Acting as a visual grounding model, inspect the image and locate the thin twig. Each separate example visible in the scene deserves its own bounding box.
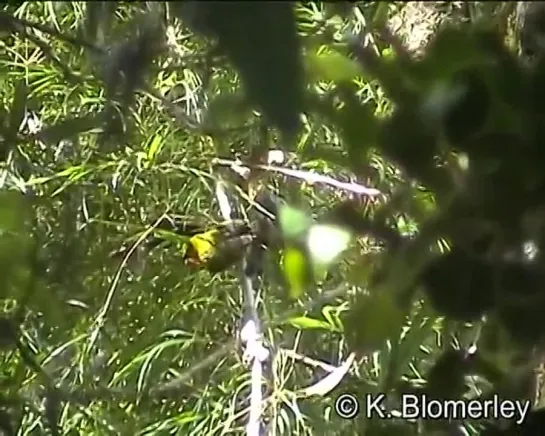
[85,212,171,356]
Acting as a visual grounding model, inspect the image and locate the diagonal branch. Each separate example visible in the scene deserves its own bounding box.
[213,158,382,197]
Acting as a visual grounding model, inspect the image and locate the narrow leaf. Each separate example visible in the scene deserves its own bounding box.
[287,316,332,331]
[283,246,309,299]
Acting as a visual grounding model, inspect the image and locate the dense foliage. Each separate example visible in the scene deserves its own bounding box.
[1,2,544,435]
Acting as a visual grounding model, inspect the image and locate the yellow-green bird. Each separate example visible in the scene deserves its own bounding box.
[181,226,255,273]
[143,188,283,274]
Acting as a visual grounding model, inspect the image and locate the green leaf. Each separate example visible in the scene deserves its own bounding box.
[321,305,344,332]
[146,133,164,162]
[286,316,332,331]
[282,246,311,299]
[305,48,362,83]
[344,290,406,354]
[0,190,26,233]
[279,205,313,240]
[38,114,102,145]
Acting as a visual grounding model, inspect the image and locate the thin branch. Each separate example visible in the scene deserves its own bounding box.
[214,180,268,436]
[213,158,382,197]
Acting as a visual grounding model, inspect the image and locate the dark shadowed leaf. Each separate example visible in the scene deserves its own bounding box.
[344,290,405,354]
[44,390,62,436]
[309,90,378,169]
[0,190,26,233]
[37,115,102,145]
[420,26,508,82]
[174,2,304,139]
[336,91,379,165]
[379,107,448,193]
[204,91,254,130]
[8,81,26,136]
[425,348,469,400]
[0,316,16,350]
[0,409,13,436]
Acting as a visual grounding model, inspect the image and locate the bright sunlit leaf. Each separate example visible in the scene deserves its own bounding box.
[146,133,163,162]
[321,305,345,332]
[307,224,352,265]
[282,246,309,299]
[287,316,332,331]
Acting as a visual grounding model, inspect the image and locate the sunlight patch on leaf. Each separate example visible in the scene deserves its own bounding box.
[307,224,351,266]
[282,246,309,299]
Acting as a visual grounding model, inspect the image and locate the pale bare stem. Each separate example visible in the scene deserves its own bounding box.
[299,352,356,397]
[214,180,268,436]
[213,158,382,197]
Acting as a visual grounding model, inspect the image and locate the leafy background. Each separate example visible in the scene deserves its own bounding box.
[0,2,544,435]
